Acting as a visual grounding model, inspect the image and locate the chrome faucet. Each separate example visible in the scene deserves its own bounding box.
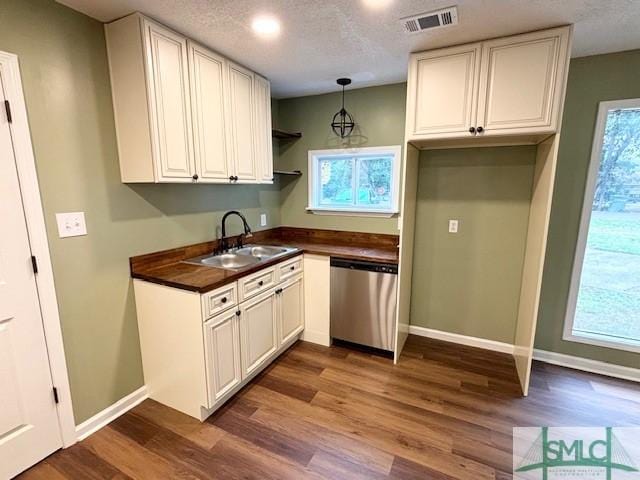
[218,210,253,253]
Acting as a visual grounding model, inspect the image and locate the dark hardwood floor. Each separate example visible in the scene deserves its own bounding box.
[18,335,640,479]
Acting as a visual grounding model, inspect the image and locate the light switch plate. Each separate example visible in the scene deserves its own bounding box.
[448,219,459,233]
[260,213,267,227]
[56,212,87,238]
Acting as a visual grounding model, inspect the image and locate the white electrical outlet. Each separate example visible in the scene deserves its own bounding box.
[56,212,87,238]
[260,213,267,227]
[448,219,459,233]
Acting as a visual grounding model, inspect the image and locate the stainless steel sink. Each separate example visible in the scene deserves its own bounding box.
[183,245,297,270]
[236,245,291,259]
[198,253,261,269]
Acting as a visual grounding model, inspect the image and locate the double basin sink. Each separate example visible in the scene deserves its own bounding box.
[183,245,298,270]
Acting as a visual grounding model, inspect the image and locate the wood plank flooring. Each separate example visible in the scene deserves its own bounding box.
[18,335,640,479]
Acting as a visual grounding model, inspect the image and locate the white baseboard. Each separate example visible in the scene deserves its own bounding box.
[408,325,515,354]
[75,386,148,441]
[533,349,640,383]
[302,329,330,347]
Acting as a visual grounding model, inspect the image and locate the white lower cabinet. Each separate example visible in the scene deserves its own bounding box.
[201,257,304,417]
[135,255,305,420]
[204,310,242,406]
[239,289,278,378]
[279,276,304,344]
[134,255,305,421]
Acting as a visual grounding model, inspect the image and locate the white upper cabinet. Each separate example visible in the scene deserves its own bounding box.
[407,43,481,138]
[254,74,274,182]
[144,20,195,182]
[188,42,230,182]
[227,63,257,182]
[406,26,571,145]
[105,13,273,184]
[476,28,568,135]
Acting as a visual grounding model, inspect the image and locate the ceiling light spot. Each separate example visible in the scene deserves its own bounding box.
[362,0,393,9]
[252,16,281,38]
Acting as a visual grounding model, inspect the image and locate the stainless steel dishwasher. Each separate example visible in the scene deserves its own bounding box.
[330,258,398,352]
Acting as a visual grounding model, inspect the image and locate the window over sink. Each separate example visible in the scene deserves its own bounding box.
[307,145,401,216]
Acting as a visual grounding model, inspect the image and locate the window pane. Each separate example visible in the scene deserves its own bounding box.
[573,107,640,343]
[356,157,392,208]
[319,157,354,206]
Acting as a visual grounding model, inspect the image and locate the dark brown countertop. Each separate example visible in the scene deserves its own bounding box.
[130,227,399,293]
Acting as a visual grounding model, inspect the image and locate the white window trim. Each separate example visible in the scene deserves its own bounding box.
[307,145,402,217]
[563,98,640,355]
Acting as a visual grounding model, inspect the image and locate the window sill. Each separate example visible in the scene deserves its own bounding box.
[305,207,398,218]
[563,331,640,355]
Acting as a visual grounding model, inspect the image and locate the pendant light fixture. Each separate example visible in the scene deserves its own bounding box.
[331,78,355,138]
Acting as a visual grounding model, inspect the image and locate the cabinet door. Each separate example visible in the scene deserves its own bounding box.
[406,43,481,139]
[278,276,304,345]
[203,310,242,406]
[239,290,277,378]
[144,19,195,182]
[188,42,230,182]
[253,75,273,182]
[476,28,569,135]
[227,62,257,182]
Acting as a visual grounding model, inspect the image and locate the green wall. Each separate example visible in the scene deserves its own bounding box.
[535,50,640,367]
[276,83,406,234]
[410,147,536,343]
[0,0,280,423]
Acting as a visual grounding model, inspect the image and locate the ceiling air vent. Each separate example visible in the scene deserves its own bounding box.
[401,6,458,34]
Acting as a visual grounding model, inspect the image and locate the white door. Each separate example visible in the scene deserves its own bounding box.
[476,28,566,135]
[239,290,277,378]
[188,42,230,182]
[144,20,195,182]
[406,43,481,139]
[253,74,273,182]
[227,62,257,182]
[203,310,242,407]
[278,276,304,345]
[0,73,62,479]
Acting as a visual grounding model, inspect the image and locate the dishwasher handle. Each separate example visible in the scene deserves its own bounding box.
[330,257,398,274]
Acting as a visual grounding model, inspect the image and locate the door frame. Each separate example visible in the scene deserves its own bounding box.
[1,51,76,447]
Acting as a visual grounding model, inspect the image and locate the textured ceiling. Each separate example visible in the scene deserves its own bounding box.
[56,0,640,98]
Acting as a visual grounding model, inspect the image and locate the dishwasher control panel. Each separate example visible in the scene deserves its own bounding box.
[330,257,398,274]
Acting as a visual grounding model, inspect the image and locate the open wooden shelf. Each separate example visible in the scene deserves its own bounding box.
[273,170,303,176]
[272,129,302,140]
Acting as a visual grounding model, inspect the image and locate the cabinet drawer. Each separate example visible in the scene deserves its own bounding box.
[278,255,303,282]
[202,283,237,320]
[239,267,276,301]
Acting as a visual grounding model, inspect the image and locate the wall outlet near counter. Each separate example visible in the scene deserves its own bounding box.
[448,219,459,234]
[260,213,267,227]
